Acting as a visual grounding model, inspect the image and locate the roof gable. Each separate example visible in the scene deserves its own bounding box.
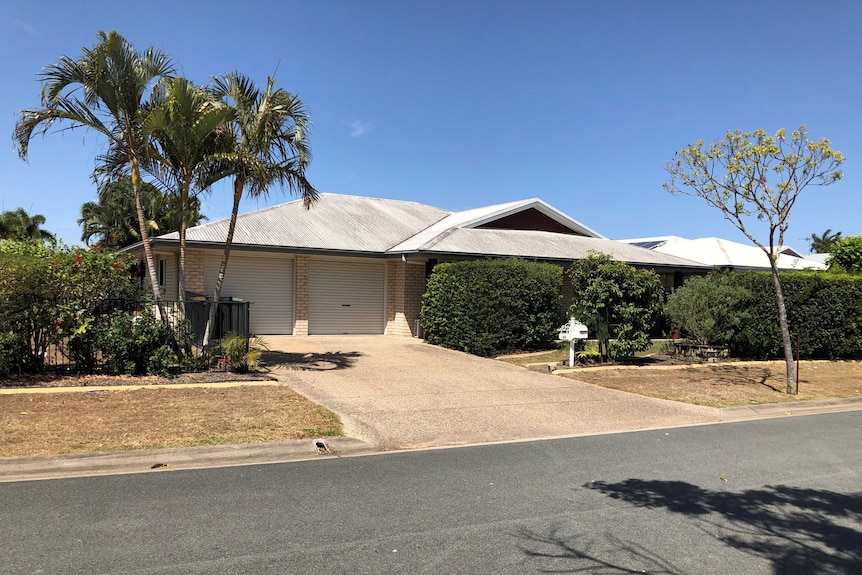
[475,207,583,235]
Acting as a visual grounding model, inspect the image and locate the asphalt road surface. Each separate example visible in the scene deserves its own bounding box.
[3,412,861,574]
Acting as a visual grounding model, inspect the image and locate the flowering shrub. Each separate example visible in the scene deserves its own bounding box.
[0,240,142,373]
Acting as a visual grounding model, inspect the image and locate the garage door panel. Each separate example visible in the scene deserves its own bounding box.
[309,259,384,335]
[204,254,294,335]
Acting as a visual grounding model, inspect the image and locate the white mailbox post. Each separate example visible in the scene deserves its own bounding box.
[558,317,589,367]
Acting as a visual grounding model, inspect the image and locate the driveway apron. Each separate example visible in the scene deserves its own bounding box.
[263,336,721,450]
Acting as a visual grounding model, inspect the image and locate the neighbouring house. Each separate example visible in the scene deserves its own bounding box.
[126,194,707,336]
[622,236,827,273]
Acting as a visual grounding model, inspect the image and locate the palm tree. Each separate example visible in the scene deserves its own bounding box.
[809,229,842,254]
[0,208,55,243]
[78,176,206,250]
[202,72,318,347]
[14,30,174,308]
[144,76,234,315]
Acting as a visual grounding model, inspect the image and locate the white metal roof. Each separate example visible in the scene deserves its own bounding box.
[161,193,449,252]
[419,229,705,267]
[148,193,705,268]
[621,236,827,271]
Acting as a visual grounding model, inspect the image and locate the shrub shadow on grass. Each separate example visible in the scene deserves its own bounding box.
[701,365,783,392]
[260,350,362,372]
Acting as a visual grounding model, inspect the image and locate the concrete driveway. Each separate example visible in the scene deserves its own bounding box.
[263,336,721,450]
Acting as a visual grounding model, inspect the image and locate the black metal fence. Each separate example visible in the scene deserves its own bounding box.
[0,298,250,375]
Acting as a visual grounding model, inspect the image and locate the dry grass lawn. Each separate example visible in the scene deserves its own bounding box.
[0,385,342,458]
[561,361,862,408]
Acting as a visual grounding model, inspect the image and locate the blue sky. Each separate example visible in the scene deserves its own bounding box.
[1,0,860,251]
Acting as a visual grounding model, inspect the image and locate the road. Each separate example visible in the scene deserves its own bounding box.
[2,412,861,574]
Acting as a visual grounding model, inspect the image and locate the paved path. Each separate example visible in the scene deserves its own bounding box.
[264,336,721,449]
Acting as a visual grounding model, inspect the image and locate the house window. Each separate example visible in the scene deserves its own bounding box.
[158,259,166,288]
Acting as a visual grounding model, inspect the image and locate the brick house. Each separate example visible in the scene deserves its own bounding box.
[126,194,706,336]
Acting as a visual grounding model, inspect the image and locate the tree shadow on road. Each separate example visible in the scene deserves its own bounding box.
[518,479,862,574]
[517,524,688,574]
[260,350,363,371]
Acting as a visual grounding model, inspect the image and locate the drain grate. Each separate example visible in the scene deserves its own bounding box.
[315,440,332,455]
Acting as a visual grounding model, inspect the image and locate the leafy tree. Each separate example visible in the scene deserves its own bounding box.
[665,126,844,394]
[201,72,318,347]
[79,176,206,250]
[809,228,842,254]
[827,236,862,273]
[664,272,750,346]
[568,252,664,361]
[14,30,174,309]
[0,208,55,243]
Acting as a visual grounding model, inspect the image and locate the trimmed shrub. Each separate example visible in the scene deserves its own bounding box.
[665,272,750,346]
[421,259,562,357]
[670,270,862,360]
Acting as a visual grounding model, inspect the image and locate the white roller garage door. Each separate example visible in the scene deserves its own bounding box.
[204,253,294,334]
[309,258,385,335]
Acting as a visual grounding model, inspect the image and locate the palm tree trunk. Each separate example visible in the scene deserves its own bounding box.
[177,177,189,320]
[131,158,166,318]
[769,259,797,395]
[202,177,244,349]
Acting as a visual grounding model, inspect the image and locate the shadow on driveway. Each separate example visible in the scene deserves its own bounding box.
[261,350,363,372]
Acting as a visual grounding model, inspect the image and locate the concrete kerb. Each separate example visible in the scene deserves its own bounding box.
[0,437,374,483]
[2,396,861,483]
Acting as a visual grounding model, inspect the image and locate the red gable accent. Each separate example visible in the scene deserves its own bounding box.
[475,207,583,235]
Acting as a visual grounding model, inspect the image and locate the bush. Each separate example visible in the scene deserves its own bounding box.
[568,252,664,360]
[673,271,862,360]
[421,259,562,357]
[0,333,26,377]
[665,272,750,346]
[97,307,185,376]
[0,240,141,373]
[827,236,862,273]
[219,332,269,373]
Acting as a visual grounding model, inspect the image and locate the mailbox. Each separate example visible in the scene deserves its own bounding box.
[559,318,589,367]
[558,318,589,341]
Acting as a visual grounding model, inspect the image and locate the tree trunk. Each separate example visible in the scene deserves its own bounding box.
[130,157,166,318]
[177,176,189,320]
[769,260,797,394]
[202,177,244,349]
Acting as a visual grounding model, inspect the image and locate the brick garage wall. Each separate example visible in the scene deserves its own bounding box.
[385,260,427,337]
[294,255,309,336]
[404,262,426,336]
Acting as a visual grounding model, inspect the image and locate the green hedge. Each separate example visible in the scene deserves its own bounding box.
[675,271,862,359]
[420,259,562,357]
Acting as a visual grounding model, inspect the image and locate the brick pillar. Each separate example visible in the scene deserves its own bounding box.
[385,260,427,337]
[404,262,426,337]
[185,249,205,296]
[294,255,309,336]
